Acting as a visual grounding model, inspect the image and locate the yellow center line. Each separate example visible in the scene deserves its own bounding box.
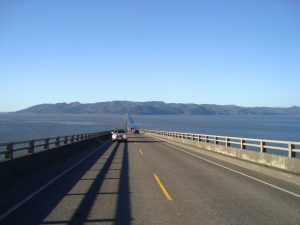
[139,149,144,155]
[154,173,173,201]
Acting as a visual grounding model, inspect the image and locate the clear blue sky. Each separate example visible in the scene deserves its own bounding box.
[0,0,299,112]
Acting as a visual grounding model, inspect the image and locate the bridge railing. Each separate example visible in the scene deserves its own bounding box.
[144,130,300,158]
[0,131,108,161]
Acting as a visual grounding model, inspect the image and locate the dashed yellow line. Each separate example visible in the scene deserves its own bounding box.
[139,149,144,155]
[154,173,173,201]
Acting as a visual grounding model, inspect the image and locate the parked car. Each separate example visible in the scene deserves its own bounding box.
[111,129,128,142]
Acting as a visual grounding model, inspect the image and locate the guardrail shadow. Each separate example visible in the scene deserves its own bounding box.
[65,141,132,225]
[69,141,132,225]
[2,140,133,225]
[115,141,131,225]
[1,141,112,225]
[67,142,122,225]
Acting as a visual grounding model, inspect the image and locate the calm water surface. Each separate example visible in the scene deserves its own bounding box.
[0,113,299,143]
[132,114,300,141]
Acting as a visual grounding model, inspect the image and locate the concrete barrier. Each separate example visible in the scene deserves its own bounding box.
[145,132,300,175]
[0,134,111,184]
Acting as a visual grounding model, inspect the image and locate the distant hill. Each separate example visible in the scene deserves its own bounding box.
[16,101,300,115]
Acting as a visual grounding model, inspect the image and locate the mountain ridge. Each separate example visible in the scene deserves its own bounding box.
[16,101,300,115]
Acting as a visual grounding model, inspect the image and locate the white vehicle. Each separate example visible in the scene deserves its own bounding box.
[111,129,128,142]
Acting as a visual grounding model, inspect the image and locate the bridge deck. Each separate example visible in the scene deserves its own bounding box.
[0,134,299,225]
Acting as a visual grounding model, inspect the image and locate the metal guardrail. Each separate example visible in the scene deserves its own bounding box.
[0,131,108,161]
[144,130,300,158]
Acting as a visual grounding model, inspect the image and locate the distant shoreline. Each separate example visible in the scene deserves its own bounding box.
[5,112,300,117]
[15,101,300,115]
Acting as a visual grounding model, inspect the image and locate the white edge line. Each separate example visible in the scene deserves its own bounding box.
[0,141,110,221]
[153,137,300,198]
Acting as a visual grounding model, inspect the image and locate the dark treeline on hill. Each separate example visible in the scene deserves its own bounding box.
[16,101,300,115]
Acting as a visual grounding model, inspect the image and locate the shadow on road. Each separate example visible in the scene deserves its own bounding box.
[67,142,122,225]
[115,141,131,225]
[2,141,133,225]
[66,141,132,225]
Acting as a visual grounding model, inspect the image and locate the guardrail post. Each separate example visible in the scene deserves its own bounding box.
[260,141,266,153]
[5,142,13,160]
[44,138,49,150]
[215,137,218,144]
[76,135,79,142]
[288,143,296,158]
[205,136,208,143]
[55,137,60,147]
[71,135,74,143]
[81,134,83,141]
[225,138,229,147]
[64,136,68,145]
[28,140,35,154]
[240,139,245,149]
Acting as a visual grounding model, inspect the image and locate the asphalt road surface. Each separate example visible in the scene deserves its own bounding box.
[0,134,299,225]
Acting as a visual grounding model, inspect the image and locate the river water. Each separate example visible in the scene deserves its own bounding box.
[0,113,299,143]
